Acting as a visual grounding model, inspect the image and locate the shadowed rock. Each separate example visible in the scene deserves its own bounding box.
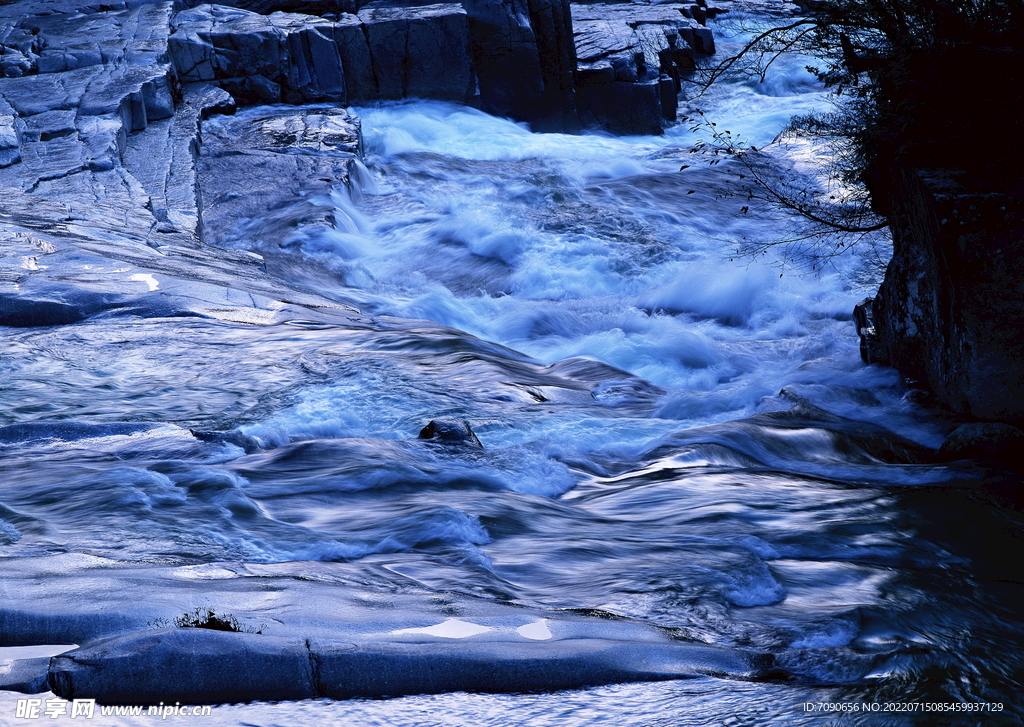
[175,0,360,16]
[939,423,1024,464]
[170,5,346,104]
[418,419,484,448]
[359,2,474,102]
[870,168,1024,422]
[571,3,714,134]
[170,2,473,106]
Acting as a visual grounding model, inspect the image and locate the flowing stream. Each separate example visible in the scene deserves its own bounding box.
[1,21,1023,727]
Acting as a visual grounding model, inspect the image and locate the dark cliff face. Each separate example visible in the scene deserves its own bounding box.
[868,166,1024,422]
[166,0,714,134]
[857,41,1024,423]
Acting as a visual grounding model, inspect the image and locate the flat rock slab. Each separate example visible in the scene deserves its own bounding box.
[0,1,176,242]
[50,630,317,704]
[49,627,771,704]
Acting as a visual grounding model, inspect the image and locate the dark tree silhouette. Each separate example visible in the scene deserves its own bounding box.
[689,0,1024,267]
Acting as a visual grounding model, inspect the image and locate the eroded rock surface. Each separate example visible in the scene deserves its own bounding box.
[0,1,734,706]
[197,104,361,249]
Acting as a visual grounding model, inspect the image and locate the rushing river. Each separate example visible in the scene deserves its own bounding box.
[1,19,1023,727]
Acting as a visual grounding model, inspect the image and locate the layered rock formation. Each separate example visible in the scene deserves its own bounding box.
[170,0,583,127]
[0,0,728,357]
[0,1,364,331]
[169,2,475,105]
[573,2,714,134]
[167,0,723,132]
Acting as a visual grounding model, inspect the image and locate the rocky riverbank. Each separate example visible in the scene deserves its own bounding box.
[0,0,733,334]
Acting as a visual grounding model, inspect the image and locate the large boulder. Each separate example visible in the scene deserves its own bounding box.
[170,5,346,104]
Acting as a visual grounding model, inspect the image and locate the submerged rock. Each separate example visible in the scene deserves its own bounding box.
[0,422,162,445]
[938,423,1024,464]
[189,429,263,453]
[419,419,484,448]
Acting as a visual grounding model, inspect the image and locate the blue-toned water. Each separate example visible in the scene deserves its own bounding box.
[1,23,1023,727]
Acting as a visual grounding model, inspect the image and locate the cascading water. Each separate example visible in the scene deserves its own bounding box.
[1,16,1022,727]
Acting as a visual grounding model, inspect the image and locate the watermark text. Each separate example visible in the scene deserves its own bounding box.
[15,698,212,719]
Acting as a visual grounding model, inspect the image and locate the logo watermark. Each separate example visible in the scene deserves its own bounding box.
[15,698,212,719]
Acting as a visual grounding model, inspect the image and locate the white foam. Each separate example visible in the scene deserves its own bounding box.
[790,619,859,649]
[392,619,493,639]
[516,619,553,640]
[128,273,159,291]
